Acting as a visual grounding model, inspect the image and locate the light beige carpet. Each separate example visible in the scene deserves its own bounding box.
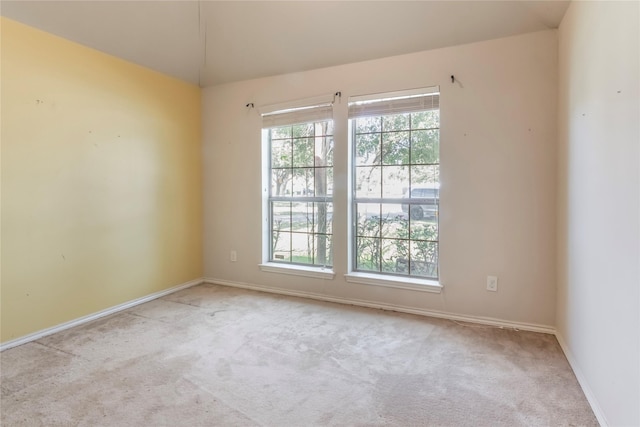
[1,283,597,426]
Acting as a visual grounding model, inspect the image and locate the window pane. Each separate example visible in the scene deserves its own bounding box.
[272,172,292,197]
[272,231,291,262]
[291,168,314,196]
[313,233,332,266]
[291,202,313,233]
[314,167,331,196]
[382,131,410,165]
[271,139,291,168]
[382,166,408,198]
[383,113,410,131]
[379,202,409,273]
[325,168,334,196]
[271,126,292,140]
[315,121,333,137]
[411,130,439,165]
[405,200,439,222]
[382,203,408,240]
[291,232,313,264]
[315,136,334,166]
[272,201,291,231]
[292,123,314,138]
[314,202,332,235]
[355,133,381,166]
[283,230,334,266]
[394,256,411,276]
[355,166,381,198]
[316,234,333,265]
[292,138,314,167]
[355,116,381,134]
[356,237,380,272]
[410,221,438,242]
[411,165,439,186]
[411,110,439,129]
[381,239,406,273]
[273,205,333,267]
[356,203,381,238]
[393,237,410,275]
[410,241,438,278]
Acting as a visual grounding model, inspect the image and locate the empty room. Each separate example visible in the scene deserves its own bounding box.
[1,1,638,426]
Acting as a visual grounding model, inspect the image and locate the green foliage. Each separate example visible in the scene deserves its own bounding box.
[355,211,438,278]
[354,111,440,189]
[270,121,333,197]
[271,202,333,267]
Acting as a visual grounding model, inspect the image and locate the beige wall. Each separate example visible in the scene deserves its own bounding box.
[203,30,558,328]
[556,2,640,425]
[1,18,203,343]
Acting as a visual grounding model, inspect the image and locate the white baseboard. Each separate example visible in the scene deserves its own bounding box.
[203,277,556,335]
[0,278,204,352]
[555,332,608,427]
[4,276,603,424]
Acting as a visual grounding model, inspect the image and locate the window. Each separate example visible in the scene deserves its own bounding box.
[262,102,334,269]
[349,88,440,280]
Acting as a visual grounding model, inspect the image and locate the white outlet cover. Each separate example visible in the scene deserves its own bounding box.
[487,276,498,291]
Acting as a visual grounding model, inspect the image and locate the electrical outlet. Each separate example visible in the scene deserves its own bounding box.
[486,275,498,292]
[230,250,237,262]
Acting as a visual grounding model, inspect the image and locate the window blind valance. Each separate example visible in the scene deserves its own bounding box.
[260,94,334,128]
[262,104,333,128]
[348,86,440,119]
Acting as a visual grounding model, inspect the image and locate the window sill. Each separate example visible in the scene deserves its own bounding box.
[344,272,442,293]
[259,263,335,280]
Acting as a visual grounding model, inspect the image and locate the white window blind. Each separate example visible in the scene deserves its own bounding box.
[261,99,333,128]
[348,86,439,119]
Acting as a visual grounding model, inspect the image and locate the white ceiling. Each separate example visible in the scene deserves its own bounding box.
[1,1,570,87]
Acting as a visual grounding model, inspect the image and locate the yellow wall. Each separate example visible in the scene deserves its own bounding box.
[0,18,203,343]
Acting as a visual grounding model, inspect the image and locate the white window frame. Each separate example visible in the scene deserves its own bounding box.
[345,87,442,292]
[259,97,336,279]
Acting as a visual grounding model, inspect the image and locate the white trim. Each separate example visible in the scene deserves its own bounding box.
[345,272,442,293]
[259,263,335,279]
[555,332,609,427]
[203,277,555,335]
[0,278,204,352]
